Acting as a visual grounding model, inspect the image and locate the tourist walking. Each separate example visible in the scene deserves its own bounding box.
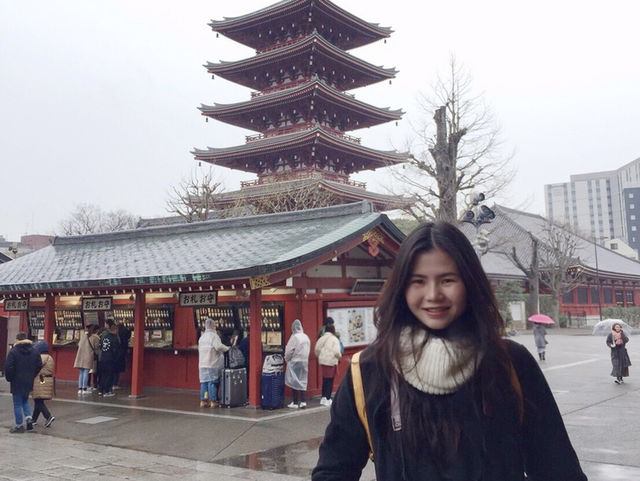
[533,322,548,361]
[312,221,587,481]
[607,322,631,384]
[31,341,55,427]
[285,319,310,408]
[315,324,342,406]
[5,332,42,433]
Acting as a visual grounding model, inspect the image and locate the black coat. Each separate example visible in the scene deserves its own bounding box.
[313,340,587,481]
[5,339,43,397]
[114,324,131,373]
[606,332,631,377]
[99,332,121,364]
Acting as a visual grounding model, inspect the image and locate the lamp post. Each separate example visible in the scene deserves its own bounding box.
[462,193,495,255]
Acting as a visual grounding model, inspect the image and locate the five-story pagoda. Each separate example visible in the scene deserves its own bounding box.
[193,0,408,212]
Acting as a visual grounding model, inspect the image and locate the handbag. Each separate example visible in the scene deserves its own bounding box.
[228,346,246,368]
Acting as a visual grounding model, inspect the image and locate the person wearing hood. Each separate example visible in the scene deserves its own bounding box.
[31,341,56,427]
[285,319,311,408]
[198,318,230,408]
[5,332,42,433]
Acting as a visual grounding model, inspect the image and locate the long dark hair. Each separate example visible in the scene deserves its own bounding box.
[368,221,516,464]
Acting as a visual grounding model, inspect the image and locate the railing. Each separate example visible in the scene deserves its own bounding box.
[246,125,361,145]
[565,311,587,328]
[239,172,367,189]
[256,34,306,54]
[336,132,361,144]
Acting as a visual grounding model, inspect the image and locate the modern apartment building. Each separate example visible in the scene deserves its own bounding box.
[545,156,640,254]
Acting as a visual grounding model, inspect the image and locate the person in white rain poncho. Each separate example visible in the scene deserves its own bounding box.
[198,318,229,408]
[285,319,311,408]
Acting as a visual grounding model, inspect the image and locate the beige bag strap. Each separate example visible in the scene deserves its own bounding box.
[351,351,374,461]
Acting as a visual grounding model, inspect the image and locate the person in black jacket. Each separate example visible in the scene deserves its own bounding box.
[5,332,42,433]
[112,321,131,390]
[98,322,121,397]
[313,222,587,481]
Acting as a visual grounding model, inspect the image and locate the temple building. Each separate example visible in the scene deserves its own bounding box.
[193,0,409,212]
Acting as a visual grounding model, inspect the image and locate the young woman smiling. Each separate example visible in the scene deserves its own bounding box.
[313,221,587,481]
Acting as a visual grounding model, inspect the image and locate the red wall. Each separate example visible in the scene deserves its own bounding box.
[45,292,378,399]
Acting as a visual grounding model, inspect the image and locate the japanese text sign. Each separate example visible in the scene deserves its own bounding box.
[82,297,113,311]
[179,291,218,307]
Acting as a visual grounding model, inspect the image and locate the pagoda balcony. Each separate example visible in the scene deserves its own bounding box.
[256,34,307,54]
[240,172,367,189]
[245,125,361,144]
[250,78,309,98]
[250,78,357,98]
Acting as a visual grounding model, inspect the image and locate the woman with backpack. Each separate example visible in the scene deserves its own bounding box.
[313,222,587,481]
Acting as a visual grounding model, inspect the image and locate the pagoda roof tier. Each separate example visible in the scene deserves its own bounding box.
[213,177,410,212]
[205,31,397,92]
[198,78,403,133]
[192,126,409,175]
[209,0,392,52]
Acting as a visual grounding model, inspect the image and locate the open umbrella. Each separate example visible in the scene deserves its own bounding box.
[527,314,555,325]
[591,319,633,336]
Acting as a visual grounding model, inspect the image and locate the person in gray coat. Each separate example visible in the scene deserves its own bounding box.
[533,323,548,361]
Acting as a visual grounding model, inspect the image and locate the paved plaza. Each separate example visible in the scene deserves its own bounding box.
[1,331,639,480]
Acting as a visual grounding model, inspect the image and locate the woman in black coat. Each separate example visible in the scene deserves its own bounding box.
[98,323,121,397]
[312,222,587,481]
[5,332,42,433]
[606,323,631,384]
[112,322,131,389]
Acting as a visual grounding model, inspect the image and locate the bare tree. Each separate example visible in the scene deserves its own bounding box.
[230,181,339,216]
[166,167,224,222]
[59,204,139,235]
[394,56,514,222]
[538,222,581,324]
[506,232,541,320]
[504,221,581,324]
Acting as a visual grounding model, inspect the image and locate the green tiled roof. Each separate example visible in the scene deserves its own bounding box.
[0,202,404,293]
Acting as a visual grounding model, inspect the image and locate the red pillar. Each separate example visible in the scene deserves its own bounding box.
[130,290,146,397]
[248,288,262,407]
[43,294,55,347]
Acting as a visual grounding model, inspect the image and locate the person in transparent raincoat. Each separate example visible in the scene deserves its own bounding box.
[285,319,310,408]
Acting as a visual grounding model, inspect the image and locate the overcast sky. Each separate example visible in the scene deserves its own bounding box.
[1,0,639,241]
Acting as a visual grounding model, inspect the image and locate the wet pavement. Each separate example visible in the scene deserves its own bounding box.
[0,330,639,480]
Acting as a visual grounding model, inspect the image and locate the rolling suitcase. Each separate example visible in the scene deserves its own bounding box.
[220,367,248,407]
[261,371,284,409]
[261,354,285,410]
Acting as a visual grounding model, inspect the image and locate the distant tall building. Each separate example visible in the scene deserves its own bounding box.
[545,156,640,254]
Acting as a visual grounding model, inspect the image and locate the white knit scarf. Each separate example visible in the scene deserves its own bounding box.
[397,327,480,395]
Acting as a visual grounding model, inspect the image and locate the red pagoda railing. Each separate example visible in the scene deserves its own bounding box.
[246,125,361,144]
[240,173,367,189]
[250,78,308,98]
[256,34,306,54]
